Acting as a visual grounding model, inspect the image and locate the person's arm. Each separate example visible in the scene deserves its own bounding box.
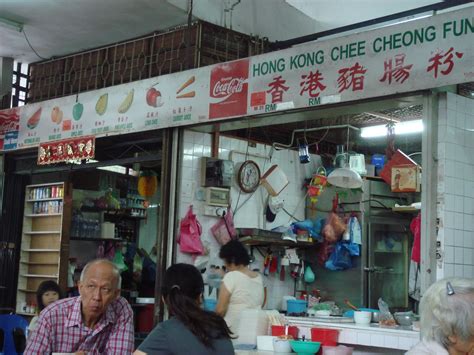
[133,351,146,355]
[216,283,231,317]
[24,312,53,353]
[103,298,135,354]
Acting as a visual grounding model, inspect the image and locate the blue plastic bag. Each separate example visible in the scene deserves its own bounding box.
[325,242,352,270]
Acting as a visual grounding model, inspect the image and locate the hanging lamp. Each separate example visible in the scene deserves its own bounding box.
[327,126,363,189]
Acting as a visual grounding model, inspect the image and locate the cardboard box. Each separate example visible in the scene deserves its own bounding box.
[391,165,421,192]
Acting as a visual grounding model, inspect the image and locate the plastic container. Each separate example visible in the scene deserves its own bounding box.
[371,154,385,168]
[290,340,321,355]
[353,311,372,325]
[271,325,299,339]
[203,298,217,312]
[287,299,307,314]
[137,304,154,332]
[273,338,292,352]
[257,335,276,351]
[311,327,339,346]
[371,154,386,176]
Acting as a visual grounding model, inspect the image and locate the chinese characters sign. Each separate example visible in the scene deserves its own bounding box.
[37,136,95,165]
[0,7,472,152]
[248,9,473,114]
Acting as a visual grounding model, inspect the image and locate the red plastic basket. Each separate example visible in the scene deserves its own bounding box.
[311,327,339,346]
[271,325,299,339]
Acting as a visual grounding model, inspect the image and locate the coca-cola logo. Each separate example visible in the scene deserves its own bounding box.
[212,77,246,98]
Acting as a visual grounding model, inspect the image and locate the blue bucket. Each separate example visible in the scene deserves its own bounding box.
[203,299,217,312]
[287,299,307,314]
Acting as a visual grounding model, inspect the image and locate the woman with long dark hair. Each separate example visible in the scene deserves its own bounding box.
[134,263,234,355]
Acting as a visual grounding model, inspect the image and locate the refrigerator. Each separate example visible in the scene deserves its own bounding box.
[306,179,414,309]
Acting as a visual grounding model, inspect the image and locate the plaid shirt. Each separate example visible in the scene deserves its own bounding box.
[25,296,134,354]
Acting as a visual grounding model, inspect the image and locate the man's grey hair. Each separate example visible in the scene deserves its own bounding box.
[420,277,474,348]
[79,259,122,289]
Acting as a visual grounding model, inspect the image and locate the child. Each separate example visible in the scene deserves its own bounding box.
[28,280,63,334]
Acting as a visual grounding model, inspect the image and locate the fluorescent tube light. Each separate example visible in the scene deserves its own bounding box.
[361,119,423,138]
[0,17,23,32]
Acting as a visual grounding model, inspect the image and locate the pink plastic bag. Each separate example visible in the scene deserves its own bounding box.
[210,208,237,245]
[178,205,204,254]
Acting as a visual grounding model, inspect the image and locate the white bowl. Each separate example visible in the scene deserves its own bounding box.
[353,311,372,325]
[273,338,292,353]
[257,335,276,351]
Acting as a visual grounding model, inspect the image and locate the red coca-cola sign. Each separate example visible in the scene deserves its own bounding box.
[209,59,249,119]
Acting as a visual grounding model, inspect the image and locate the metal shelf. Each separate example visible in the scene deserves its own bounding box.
[239,236,316,248]
[392,207,420,213]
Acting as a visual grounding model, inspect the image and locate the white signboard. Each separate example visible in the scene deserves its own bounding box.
[0,7,472,151]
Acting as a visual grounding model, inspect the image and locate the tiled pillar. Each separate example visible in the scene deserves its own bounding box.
[436,93,474,279]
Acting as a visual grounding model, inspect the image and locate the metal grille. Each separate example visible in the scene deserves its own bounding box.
[27,21,269,103]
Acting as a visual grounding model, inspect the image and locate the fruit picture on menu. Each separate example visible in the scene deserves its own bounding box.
[27,107,42,129]
[146,82,163,108]
[95,93,108,115]
[73,102,84,121]
[118,89,134,113]
[51,106,63,124]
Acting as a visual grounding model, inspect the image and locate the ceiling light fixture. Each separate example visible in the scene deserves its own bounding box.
[327,126,363,189]
[361,119,423,138]
[0,17,23,32]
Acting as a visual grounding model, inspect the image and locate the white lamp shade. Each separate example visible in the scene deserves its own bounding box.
[327,168,363,189]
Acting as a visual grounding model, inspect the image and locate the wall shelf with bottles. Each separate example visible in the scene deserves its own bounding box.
[16,182,65,316]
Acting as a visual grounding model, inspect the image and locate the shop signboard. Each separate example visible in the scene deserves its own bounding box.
[247,9,474,115]
[0,6,472,152]
[37,136,95,165]
[209,59,249,119]
[0,108,20,150]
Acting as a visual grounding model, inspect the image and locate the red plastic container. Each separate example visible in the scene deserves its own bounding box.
[137,304,154,333]
[311,327,339,346]
[271,325,299,339]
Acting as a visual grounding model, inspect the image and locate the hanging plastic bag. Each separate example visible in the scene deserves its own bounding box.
[112,249,128,273]
[322,212,346,243]
[178,205,204,254]
[210,207,237,245]
[325,241,352,271]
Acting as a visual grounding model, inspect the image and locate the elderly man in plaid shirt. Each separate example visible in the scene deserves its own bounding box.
[26,259,134,354]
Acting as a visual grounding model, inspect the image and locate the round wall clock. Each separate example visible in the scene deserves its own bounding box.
[237,160,261,193]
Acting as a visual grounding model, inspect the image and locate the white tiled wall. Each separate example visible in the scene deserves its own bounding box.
[437,93,474,279]
[177,130,315,309]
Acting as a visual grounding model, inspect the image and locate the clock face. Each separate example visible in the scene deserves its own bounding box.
[238,160,261,193]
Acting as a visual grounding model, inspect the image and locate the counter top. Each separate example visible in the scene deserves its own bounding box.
[285,316,419,336]
[285,316,420,351]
